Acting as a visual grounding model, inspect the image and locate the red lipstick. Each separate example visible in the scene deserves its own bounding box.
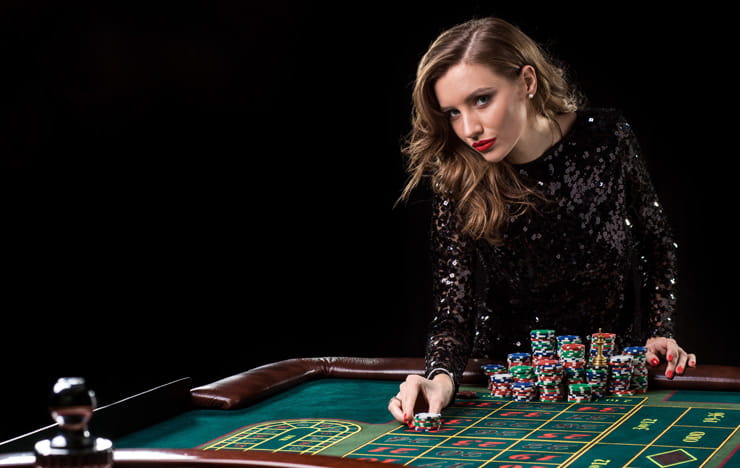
[472,138,496,152]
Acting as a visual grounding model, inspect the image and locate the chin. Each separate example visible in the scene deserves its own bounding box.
[480,150,507,164]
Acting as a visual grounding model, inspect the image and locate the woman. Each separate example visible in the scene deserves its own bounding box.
[388,17,696,424]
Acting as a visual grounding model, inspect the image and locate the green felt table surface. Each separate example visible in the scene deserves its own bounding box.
[114,379,740,468]
[115,379,400,449]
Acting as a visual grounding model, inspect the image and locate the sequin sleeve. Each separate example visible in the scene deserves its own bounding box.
[618,116,678,339]
[424,191,477,388]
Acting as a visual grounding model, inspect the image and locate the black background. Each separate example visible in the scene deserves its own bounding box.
[2,1,738,442]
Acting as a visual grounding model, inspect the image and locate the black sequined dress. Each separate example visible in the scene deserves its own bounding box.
[425,108,677,386]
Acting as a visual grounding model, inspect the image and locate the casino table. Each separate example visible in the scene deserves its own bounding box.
[2,357,740,468]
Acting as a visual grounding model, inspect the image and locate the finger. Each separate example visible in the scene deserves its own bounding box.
[687,353,697,368]
[401,379,421,425]
[388,396,404,423]
[665,339,679,364]
[644,337,663,366]
[674,349,689,376]
[664,340,680,379]
[645,350,661,367]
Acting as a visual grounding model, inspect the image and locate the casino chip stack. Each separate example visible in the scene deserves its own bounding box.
[535,359,564,401]
[560,343,586,385]
[496,329,649,403]
[412,413,442,432]
[608,354,634,396]
[568,383,592,402]
[511,381,537,401]
[481,364,507,391]
[556,335,582,358]
[510,365,536,383]
[507,352,532,370]
[624,346,649,394]
[530,329,557,360]
[490,373,513,399]
[509,365,536,400]
[586,366,609,399]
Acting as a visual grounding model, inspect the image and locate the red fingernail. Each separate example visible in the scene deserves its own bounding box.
[677,366,683,374]
[690,360,695,367]
[666,370,674,379]
[667,354,673,362]
[651,358,659,366]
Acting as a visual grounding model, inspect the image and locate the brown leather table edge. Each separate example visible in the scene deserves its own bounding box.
[190,357,740,410]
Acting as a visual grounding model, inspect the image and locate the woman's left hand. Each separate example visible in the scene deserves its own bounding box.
[645,337,697,379]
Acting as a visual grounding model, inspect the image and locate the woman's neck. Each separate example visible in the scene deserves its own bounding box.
[507,113,556,165]
[508,112,576,165]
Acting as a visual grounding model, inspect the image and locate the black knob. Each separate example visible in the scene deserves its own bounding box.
[34,378,113,468]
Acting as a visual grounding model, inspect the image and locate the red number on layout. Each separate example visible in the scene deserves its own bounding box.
[457,401,496,407]
[499,411,542,417]
[451,439,506,448]
[445,419,473,425]
[536,433,589,440]
[507,454,560,461]
[451,439,477,446]
[479,441,507,447]
[575,407,599,412]
[576,406,625,412]
[368,447,418,454]
[356,458,400,464]
[390,448,419,454]
[499,465,549,468]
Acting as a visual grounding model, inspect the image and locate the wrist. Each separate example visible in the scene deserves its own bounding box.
[430,372,455,406]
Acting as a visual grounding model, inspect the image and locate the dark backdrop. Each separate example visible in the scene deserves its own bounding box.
[2,1,738,442]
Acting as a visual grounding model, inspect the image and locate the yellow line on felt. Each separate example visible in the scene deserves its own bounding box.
[248,420,301,452]
[593,442,720,450]
[478,400,584,468]
[673,424,737,430]
[310,422,363,455]
[405,400,518,466]
[698,423,740,468]
[622,407,691,468]
[341,398,508,460]
[203,423,272,451]
[559,397,647,467]
[341,425,403,458]
[223,421,299,452]
[294,420,330,455]
[293,420,361,455]
[340,418,448,459]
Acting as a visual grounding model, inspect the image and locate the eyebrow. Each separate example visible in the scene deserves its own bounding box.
[439,86,496,113]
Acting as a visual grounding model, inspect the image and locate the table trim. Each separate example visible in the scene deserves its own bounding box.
[0,448,396,468]
[190,357,740,410]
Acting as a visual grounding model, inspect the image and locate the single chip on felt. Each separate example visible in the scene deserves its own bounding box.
[456,391,477,399]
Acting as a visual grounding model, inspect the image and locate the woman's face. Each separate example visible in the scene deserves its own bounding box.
[434,62,531,163]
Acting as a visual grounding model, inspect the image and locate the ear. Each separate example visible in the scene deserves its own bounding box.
[520,65,537,97]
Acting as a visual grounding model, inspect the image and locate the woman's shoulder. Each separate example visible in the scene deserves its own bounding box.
[568,107,636,146]
[575,107,628,130]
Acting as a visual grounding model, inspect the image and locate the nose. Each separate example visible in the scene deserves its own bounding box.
[461,112,483,141]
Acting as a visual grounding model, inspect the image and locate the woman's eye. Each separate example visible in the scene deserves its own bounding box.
[474,94,491,106]
[446,109,460,119]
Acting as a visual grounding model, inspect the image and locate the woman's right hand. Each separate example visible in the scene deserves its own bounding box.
[387,373,455,425]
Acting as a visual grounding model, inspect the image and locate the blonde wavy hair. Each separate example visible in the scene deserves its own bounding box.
[398,17,581,244]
